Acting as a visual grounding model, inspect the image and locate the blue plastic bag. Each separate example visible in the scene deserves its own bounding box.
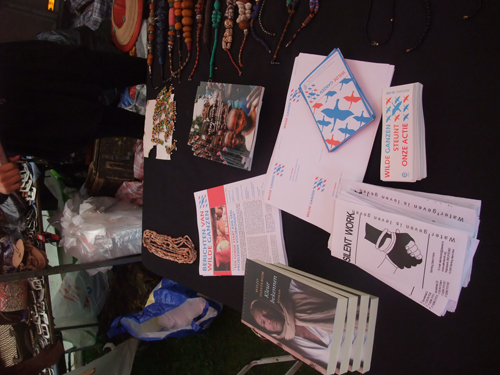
[108,278,222,341]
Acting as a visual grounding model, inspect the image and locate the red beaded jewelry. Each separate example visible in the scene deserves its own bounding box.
[188,0,205,80]
[236,0,252,68]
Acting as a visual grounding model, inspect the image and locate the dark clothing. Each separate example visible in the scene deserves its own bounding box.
[0,40,146,161]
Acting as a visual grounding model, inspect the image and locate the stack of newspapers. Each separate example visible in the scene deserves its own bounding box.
[328,179,481,316]
[380,83,427,182]
[242,259,378,374]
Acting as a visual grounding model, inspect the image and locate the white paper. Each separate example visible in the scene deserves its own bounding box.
[194,175,287,276]
[262,53,395,232]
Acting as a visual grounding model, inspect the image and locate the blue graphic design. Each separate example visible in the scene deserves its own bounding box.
[403,104,409,112]
[339,78,353,90]
[313,177,327,192]
[317,115,332,132]
[273,163,285,177]
[353,111,372,127]
[392,101,402,115]
[321,99,354,133]
[403,113,409,121]
[339,123,356,139]
[324,90,337,103]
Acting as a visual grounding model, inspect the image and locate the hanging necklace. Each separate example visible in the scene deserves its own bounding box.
[189,0,205,80]
[271,0,298,64]
[172,0,195,80]
[285,0,318,48]
[463,0,482,19]
[147,0,157,85]
[365,0,431,52]
[156,0,168,82]
[152,85,177,155]
[222,0,242,74]
[257,0,274,36]
[236,0,252,68]
[249,1,271,53]
[167,0,177,78]
[209,0,222,80]
[364,0,394,46]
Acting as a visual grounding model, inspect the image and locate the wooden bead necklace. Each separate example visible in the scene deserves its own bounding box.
[209,0,222,80]
[167,0,177,77]
[271,0,298,64]
[143,230,197,264]
[285,0,318,48]
[152,85,177,155]
[173,0,195,80]
[188,0,205,80]
[222,0,242,74]
[236,0,252,68]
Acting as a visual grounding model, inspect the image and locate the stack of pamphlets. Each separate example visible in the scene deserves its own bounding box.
[328,179,481,316]
[242,259,378,374]
[380,83,427,182]
[189,81,265,170]
[299,49,376,153]
[193,175,287,276]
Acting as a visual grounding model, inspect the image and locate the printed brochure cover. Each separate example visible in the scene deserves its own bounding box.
[299,49,375,152]
[189,82,264,170]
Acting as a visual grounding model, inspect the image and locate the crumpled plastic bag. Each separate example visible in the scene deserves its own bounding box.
[56,193,142,271]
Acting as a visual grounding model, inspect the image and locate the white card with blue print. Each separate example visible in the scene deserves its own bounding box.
[380,83,427,182]
[299,49,376,152]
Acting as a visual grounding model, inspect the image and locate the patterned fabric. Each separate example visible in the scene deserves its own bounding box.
[0,280,28,312]
[70,0,113,31]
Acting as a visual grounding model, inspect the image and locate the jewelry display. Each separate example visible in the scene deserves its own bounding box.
[271,0,298,64]
[152,85,177,154]
[285,0,318,47]
[222,0,242,74]
[167,0,177,77]
[189,0,206,80]
[156,0,168,81]
[143,230,197,264]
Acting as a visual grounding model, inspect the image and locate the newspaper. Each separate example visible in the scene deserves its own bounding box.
[328,179,481,316]
[194,175,287,276]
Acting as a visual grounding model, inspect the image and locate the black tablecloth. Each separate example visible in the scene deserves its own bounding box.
[142,1,500,374]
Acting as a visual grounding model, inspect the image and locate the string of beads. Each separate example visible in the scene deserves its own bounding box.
[152,85,177,155]
[147,0,156,80]
[271,0,298,64]
[209,0,222,79]
[143,230,197,264]
[222,0,242,74]
[189,0,206,80]
[285,0,318,48]
[236,1,252,67]
[257,0,274,35]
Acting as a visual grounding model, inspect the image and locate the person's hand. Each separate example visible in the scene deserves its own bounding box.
[0,155,22,195]
[385,231,423,269]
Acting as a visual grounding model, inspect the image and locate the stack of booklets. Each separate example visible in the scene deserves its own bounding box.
[242,259,378,374]
[328,179,481,316]
[380,83,427,182]
[188,81,265,170]
[299,49,376,153]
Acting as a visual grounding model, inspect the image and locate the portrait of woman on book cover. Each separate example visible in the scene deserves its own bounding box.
[249,279,337,370]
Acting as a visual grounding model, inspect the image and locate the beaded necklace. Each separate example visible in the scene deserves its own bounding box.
[285,0,318,48]
[271,0,298,64]
[222,0,242,74]
[147,0,156,83]
[143,230,197,264]
[189,0,205,80]
[257,0,274,36]
[172,0,195,80]
[209,0,222,80]
[167,0,177,77]
[157,0,168,81]
[250,1,271,53]
[236,1,252,68]
[364,0,431,52]
[152,85,177,155]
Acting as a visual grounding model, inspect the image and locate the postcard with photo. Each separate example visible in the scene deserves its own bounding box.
[189,82,265,170]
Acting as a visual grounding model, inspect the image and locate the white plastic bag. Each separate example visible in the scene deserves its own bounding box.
[57,193,142,270]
